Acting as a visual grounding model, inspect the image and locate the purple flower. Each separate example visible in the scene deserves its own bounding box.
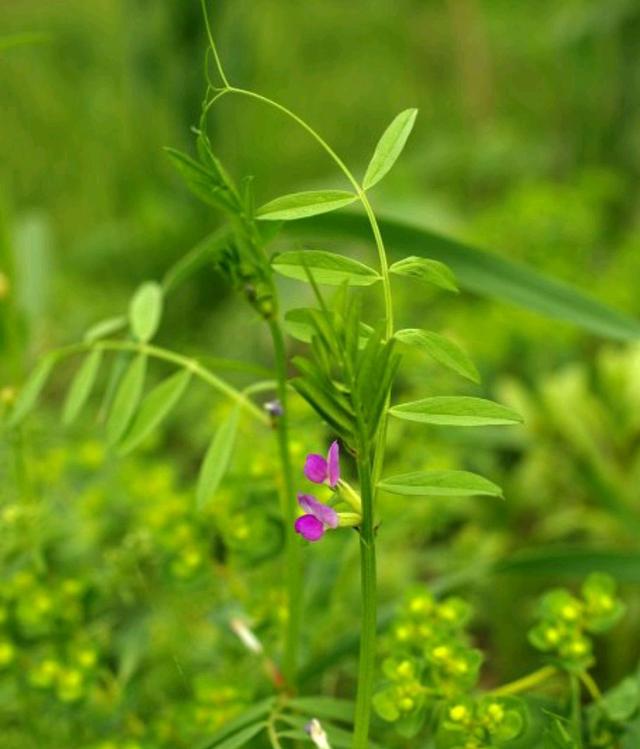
[304,440,340,488]
[263,399,284,418]
[294,493,338,542]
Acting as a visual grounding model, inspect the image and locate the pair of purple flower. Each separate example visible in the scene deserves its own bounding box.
[294,441,341,542]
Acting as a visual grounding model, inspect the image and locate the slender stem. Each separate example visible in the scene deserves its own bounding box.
[352,443,377,749]
[268,318,302,690]
[492,665,558,696]
[53,340,269,425]
[200,0,229,88]
[225,87,394,337]
[580,670,602,702]
[219,84,398,744]
[570,673,584,749]
[266,709,284,749]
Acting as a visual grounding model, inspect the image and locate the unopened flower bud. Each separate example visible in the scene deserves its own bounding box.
[305,718,332,749]
[230,618,263,655]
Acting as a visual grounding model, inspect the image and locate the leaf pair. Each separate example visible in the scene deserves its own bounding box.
[105,355,191,455]
[256,108,418,221]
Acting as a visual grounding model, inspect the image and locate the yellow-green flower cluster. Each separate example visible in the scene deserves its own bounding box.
[0,565,102,705]
[390,589,481,694]
[440,695,525,749]
[374,588,483,731]
[528,573,625,669]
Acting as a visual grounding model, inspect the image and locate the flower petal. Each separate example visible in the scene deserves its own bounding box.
[294,514,325,542]
[297,493,339,529]
[304,453,328,484]
[327,440,340,487]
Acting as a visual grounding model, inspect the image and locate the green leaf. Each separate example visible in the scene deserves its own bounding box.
[288,696,355,723]
[256,190,357,221]
[389,256,458,292]
[84,316,127,343]
[389,396,522,427]
[204,722,265,749]
[378,470,503,497]
[118,369,191,455]
[272,250,381,286]
[600,677,640,723]
[195,699,274,749]
[495,548,640,581]
[164,147,240,213]
[284,308,372,345]
[106,354,147,446]
[288,213,640,342]
[62,349,102,425]
[129,282,163,343]
[8,354,56,427]
[394,328,479,382]
[363,108,418,190]
[196,407,240,510]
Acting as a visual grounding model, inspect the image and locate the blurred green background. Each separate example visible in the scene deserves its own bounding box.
[2,1,640,748]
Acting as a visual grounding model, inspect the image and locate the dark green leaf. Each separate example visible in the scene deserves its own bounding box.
[118,369,191,455]
[389,396,522,427]
[496,548,640,581]
[203,722,265,749]
[256,190,357,221]
[394,328,479,382]
[284,308,371,346]
[106,355,147,446]
[164,147,240,213]
[62,349,102,425]
[129,282,163,343]
[272,250,380,286]
[8,354,56,427]
[378,470,503,498]
[195,699,274,749]
[363,108,418,190]
[389,256,458,292]
[196,407,240,510]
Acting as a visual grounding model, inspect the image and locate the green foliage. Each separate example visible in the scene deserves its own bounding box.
[106,354,147,446]
[394,329,480,383]
[378,470,503,498]
[62,349,103,425]
[389,396,522,427]
[389,256,458,293]
[256,190,358,221]
[272,249,381,286]
[129,282,164,343]
[196,405,240,510]
[363,108,418,190]
[118,368,191,455]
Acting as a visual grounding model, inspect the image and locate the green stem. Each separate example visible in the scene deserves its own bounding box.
[54,340,268,425]
[570,673,584,749]
[268,318,302,690]
[352,443,377,749]
[492,665,558,696]
[200,0,229,88]
[224,87,394,338]
[579,670,602,702]
[219,84,397,744]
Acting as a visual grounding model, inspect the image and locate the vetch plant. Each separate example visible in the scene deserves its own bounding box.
[5,3,528,747]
